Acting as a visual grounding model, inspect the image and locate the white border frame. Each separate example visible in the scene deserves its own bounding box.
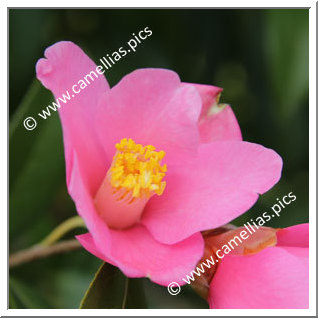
[4,1,316,316]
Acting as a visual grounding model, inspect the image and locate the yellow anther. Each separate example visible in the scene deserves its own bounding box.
[109,138,167,199]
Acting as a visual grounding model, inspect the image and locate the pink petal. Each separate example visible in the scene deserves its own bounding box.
[68,150,112,256]
[277,223,309,248]
[76,226,204,286]
[95,68,202,167]
[142,141,282,244]
[72,152,204,287]
[184,83,242,142]
[36,41,109,196]
[198,105,242,142]
[76,233,113,265]
[71,148,204,286]
[209,246,309,308]
[184,83,222,117]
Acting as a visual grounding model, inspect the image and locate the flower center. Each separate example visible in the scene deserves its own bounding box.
[109,138,167,202]
[94,138,167,229]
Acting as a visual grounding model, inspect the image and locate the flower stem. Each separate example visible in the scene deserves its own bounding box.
[9,239,81,268]
[9,215,86,268]
[39,215,86,246]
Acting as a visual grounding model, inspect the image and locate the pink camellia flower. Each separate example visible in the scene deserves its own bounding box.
[192,223,309,309]
[36,41,282,286]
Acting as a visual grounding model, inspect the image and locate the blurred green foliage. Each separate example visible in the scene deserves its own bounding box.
[9,9,308,309]
[79,262,147,309]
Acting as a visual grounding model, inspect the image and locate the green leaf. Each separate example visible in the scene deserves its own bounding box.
[265,9,308,120]
[9,276,51,309]
[125,277,147,309]
[9,79,70,249]
[142,279,209,309]
[9,79,54,189]
[80,262,147,309]
[9,286,19,309]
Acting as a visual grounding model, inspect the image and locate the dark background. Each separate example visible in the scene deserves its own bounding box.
[9,9,309,308]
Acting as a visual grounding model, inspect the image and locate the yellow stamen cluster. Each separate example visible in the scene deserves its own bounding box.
[109,138,167,200]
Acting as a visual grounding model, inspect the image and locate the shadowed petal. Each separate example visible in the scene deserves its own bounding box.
[184,83,242,142]
[277,223,309,248]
